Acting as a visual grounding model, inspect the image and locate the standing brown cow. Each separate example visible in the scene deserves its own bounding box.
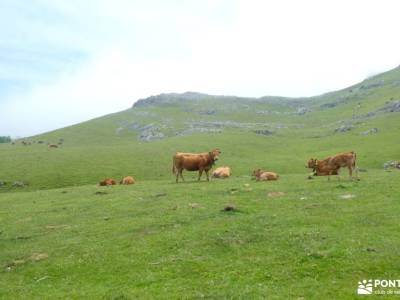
[172,149,221,183]
[307,151,358,179]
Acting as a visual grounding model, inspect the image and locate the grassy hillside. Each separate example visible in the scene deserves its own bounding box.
[0,66,399,191]
[0,66,400,299]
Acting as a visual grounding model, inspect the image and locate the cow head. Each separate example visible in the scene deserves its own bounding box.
[209,148,221,161]
[252,169,263,178]
[307,158,318,169]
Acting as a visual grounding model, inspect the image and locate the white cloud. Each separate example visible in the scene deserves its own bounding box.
[1,0,400,136]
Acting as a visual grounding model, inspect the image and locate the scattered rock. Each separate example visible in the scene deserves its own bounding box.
[383,160,400,170]
[357,168,368,172]
[267,192,285,198]
[339,194,355,199]
[253,129,274,136]
[297,107,311,115]
[334,124,353,133]
[223,204,236,211]
[320,102,338,109]
[360,80,384,90]
[199,109,217,115]
[361,128,378,135]
[95,191,108,195]
[12,181,28,188]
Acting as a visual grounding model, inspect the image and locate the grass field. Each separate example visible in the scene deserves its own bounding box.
[1,172,399,299]
[0,66,400,299]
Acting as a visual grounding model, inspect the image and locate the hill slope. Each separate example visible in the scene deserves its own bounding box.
[0,66,400,190]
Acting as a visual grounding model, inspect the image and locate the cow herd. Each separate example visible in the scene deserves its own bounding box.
[170,148,358,183]
[99,149,359,186]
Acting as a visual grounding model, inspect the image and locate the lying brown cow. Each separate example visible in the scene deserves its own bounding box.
[212,166,231,178]
[252,169,279,181]
[48,144,58,148]
[307,151,357,179]
[172,149,221,183]
[99,178,117,186]
[120,176,135,185]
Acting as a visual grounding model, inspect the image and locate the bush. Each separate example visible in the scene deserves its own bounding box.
[0,136,11,143]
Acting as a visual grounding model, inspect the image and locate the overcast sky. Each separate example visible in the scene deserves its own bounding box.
[1,0,399,137]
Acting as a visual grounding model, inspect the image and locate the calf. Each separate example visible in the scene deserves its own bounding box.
[252,169,279,181]
[212,166,231,178]
[120,176,135,185]
[99,178,117,186]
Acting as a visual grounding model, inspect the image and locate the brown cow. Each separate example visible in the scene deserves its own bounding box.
[99,178,117,186]
[48,144,58,148]
[120,176,135,185]
[172,149,221,183]
[307,158,339,176]
[307,151,357,179]
[212,166,231,178]
[252,169,279,181]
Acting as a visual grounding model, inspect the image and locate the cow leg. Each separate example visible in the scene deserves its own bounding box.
[348,166,353,180]
[179,170,185,182]
[198,170,203,181]
[205,170,210,181]
[176,168,180,183]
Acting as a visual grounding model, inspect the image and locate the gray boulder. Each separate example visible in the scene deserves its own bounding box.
[334,125,353,133]
[297,107,311,115]
[361,128,378,136]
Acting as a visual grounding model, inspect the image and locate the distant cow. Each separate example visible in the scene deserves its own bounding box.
[172,149,221,183]
[252,169,279,181]
[99,178,117,186]
[48,144,58,148]
[120,176,135,185]
[212,166,231,178]
[307,151,357,179]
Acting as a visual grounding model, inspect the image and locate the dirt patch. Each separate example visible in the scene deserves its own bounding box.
[29,252,49,261]
[267,192,285,198]
[6,252,49,270]
[45,224,71,230]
